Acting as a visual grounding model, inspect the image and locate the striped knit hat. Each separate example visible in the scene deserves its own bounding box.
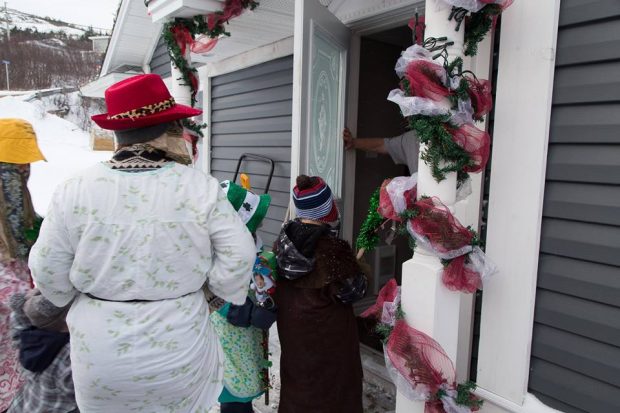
[220,180,271,233]
[293,175,339,224]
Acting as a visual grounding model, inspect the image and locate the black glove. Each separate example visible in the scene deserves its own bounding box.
[226,297,253,327]
[250,304,277,330]
[335,273,368,305]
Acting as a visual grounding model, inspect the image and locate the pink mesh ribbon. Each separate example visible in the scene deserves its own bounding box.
[448,123,490,173]
[361,278,399,321]
[208,0,251,30]
[405,60,452,102]
[388,320,455,391]
[442,255,481,293]
[190,35,219,54]
[409,197,474,258]
[378,175,418,222]
[170,25,194,55]
[464,77,492,120]
[362,282,483,412]
[407,198,487,293]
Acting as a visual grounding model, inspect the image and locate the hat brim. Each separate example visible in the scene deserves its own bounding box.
[91,103,202,131]
[0,139,46,164]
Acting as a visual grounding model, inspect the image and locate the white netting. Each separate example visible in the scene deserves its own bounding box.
[394,44,433,78]
[380,291,401,327]
[449,98,475,126]
[455,176,472,202]
[406,220,474,260]
[467,246,498,285]
[441,0,486,12]
[386,174,418,215]
[387,89,451,118]
[383,346,430,402]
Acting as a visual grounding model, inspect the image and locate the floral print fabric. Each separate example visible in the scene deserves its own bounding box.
[0,163,34,261]
[29,162,256,412]
[0,260,30,411]
[211,304,265,401]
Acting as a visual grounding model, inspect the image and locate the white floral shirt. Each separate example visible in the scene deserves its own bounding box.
[29,162,255,412]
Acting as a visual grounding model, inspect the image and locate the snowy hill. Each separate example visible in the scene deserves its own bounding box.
[1,8,109,37]
[0,9,108,90]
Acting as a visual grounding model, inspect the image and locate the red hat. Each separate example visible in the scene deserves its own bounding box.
[91,74,202,131]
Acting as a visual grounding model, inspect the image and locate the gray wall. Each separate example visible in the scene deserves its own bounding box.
[529,1,620,412]
[209,56,293,248]
[149,35,171,78]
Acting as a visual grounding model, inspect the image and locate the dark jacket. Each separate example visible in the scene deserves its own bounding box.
[274,220,365,413]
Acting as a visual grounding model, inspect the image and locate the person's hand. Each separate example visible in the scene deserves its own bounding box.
[343,127,355,150]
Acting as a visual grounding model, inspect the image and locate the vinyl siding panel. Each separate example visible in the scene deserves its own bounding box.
[149,35,171,78]
[209,56,293,248]
[529,1,620,410]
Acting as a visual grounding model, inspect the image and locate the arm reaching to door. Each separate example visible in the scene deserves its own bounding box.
[342,127,419,173]
[342,127,388,154]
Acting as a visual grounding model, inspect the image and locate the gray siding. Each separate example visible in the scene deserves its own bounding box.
[210,56,293,248]
[529,1,620,411]
[149,35,171,78]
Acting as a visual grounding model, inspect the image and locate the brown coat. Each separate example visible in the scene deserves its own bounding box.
[275,233,363,413]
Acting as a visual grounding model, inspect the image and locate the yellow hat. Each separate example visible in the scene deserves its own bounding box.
[0,118,46,164]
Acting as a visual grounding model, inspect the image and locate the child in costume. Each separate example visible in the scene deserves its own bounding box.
[274,175,368,413]
[207,179,278,413]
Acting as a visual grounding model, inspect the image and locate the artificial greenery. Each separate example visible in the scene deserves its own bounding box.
[456,381,484,410]
[409,114,474,182]
[464,4,503,56]
[181,119,207,137]
[162,20,199,106]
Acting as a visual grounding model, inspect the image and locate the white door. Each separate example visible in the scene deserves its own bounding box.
[291,0,350,199]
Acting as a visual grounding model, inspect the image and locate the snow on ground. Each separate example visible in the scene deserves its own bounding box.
[0,96,111,215]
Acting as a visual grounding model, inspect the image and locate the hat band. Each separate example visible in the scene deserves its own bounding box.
[107,96,176,120]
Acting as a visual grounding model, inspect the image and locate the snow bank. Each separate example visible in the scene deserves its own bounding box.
[0,96,111,214]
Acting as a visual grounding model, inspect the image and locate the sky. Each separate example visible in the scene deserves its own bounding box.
[5,0,121,31]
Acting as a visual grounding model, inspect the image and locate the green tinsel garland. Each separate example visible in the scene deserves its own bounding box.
[355,188,383,252]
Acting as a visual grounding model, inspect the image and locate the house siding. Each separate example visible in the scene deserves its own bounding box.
[149,35,171,78]
[209,56,293,248]
[529,1,620,412]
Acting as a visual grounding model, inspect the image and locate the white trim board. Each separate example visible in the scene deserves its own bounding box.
[101,0,132,76]
[476,0,561,406]
[203,37,294,79]
[477,389,562,413]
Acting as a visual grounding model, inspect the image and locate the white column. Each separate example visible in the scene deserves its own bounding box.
[170,49,193,107]
[396,1,465,412]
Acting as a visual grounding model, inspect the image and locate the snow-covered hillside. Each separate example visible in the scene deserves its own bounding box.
[1,8,108,37]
